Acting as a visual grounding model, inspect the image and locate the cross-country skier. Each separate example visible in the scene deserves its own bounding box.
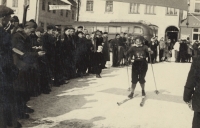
[125,36,152,99]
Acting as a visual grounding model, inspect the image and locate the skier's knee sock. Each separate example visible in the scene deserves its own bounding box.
[140,83,145,90]
[131,83,136,93]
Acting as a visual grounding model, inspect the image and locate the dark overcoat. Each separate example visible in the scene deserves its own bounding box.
[184,56,200,112]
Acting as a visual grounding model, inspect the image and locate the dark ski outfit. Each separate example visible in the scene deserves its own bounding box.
[184,56,200,128]
[126,45,150,84]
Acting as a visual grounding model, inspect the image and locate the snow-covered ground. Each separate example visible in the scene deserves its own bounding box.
[20,62,194,128]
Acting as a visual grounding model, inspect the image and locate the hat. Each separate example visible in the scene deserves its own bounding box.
[64,27,69,31]
[47,25,56,30]
[36,27,44,33]
[0,5,14,18]
[11,15,19,22]
[77,26,83,29]
[103,32,108,34]
[25,21,37,29]
[135,36,145,42]
[55,25,61,31]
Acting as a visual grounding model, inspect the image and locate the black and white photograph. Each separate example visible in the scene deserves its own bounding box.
[0,0,199,128]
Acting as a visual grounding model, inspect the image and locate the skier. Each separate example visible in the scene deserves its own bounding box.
[125,36,152,99]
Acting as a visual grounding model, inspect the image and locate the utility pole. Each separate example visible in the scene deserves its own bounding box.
[77,0,80,21]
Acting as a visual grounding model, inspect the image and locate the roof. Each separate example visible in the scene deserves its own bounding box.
[111,0,188,11]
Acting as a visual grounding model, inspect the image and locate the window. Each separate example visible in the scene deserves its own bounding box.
[108,27,121,33]
[42,0,46,10]
[48,2,51,12]
[40,22,44,28]
[134,26,143,34]
[53,4,56,13]
[195,3,200,13]
[72,10,75,20]
[105,1,113,12]
[166,7,178,15]
[66,10,68,17]
[130,3,140,13]
[24,0,30,6]
[145,5,155,14]
[12,0,18,7]
[86,0,93,11]
[192,28,200,41]
[1,0,7,5]
[60,10,63,16]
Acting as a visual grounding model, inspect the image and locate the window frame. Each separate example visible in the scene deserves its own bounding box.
[12,0,18,7]
[66,10,68,17]
[166,7,178,15]
[192,28,200,41]
[24,0,30,6]
[42,0,46,11]
[60,10,63,16]
[194,1,200,13]
[129,3,140,14]
[145,5,155,15]
[48,2,51,12]
[105,1,113,12]
[86,0,93,11]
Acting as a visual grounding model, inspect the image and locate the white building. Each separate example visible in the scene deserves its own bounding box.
[79,0,181,40]
[0,0,77,30]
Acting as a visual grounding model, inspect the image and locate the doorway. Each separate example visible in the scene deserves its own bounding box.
[165,26,179,45]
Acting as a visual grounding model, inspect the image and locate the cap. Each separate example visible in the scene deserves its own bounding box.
[103,32,108,34]
[77,26,83,29]
[135,36,145,42]
[0,5,14,18]
[11,15,19,22]
[36,27,44,33]
[64,27,69,31]
[55,25,61,31]
[25,21,38,29]
[47,25,56,30]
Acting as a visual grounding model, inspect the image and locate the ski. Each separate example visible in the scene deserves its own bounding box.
[140,96,146,107]
[117,94,138,106]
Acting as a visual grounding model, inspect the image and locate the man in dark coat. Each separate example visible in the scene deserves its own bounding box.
[75,31,88,77]
[192,40,200,57]
[42,25,58,86]
[102,32,110,68]
[85,34,94,74]
[0,5,22,128]
[179,40,188,62]
[183,56,200,128]
[111,34,120,67]
[12,21,45,119]
[34,27,51,94]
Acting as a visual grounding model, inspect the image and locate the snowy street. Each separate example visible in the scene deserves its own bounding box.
[20,62,194,128]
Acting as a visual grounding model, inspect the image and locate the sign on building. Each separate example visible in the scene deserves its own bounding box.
[49,5,71,10]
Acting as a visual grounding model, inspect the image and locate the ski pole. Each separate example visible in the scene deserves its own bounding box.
[149,52,159,95]
[125,56,131,91]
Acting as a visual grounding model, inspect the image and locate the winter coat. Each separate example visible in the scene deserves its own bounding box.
[184,56,200,112]
[75,37,88,63]
[12,28,38,70]
[193,43,200,57]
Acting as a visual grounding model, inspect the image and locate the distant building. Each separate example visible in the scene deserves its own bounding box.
[78,0,181,41]
[0,0,77,30]
[180,0,200,42]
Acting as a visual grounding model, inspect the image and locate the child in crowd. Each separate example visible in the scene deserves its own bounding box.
[94,46,104,78]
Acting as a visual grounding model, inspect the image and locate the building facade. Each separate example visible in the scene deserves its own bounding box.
[79,0,181,41]
[0,0,77,30]
[180,0,200,43]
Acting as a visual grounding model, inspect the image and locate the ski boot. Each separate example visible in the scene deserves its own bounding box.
[128,92,134,99]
